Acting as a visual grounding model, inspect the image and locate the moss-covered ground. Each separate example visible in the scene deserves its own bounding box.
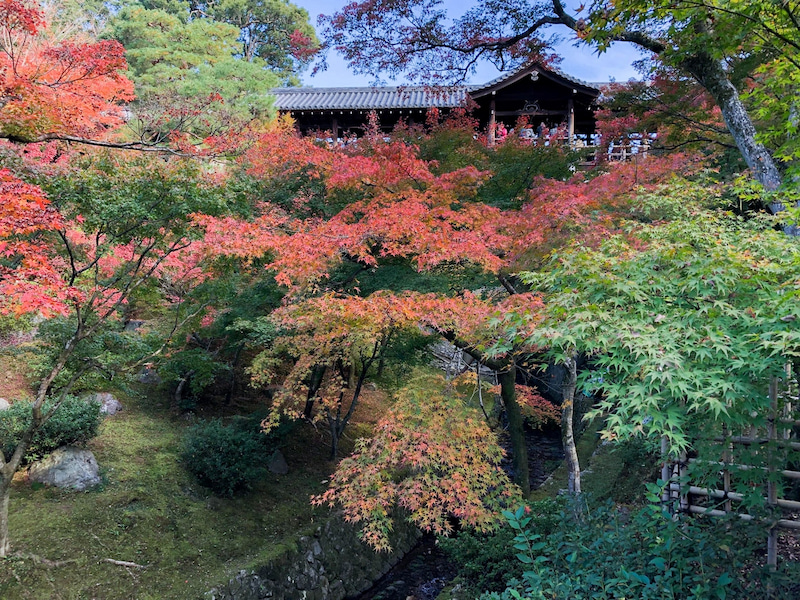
[0,349,388,600]
[529,419,660,505]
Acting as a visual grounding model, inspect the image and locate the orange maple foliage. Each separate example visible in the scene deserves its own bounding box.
[0,168,74,316]
[202,128,698,290]
[249,290,546,458]
[0,0,134,141]
[199,131,511,288]
[195,128,700,542]
[500,154,703,267]
[312,375,517,551]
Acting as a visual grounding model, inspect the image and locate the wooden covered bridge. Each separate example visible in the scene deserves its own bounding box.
[271,62,601,145]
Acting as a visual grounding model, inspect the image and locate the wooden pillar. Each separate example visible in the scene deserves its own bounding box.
[331,116,339,141]
[488,96,496,147]
[567,99,575,146]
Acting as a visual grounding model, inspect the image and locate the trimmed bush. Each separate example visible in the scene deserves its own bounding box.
[0,396,102,463]
[182,416,278,497]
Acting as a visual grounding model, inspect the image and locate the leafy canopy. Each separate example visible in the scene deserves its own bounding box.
[512,181,800,453]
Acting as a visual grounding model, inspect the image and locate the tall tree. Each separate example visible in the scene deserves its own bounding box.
[195,124,691,504]
[201,0,319,84]
[108,5,279,143]
[512,180,800,461]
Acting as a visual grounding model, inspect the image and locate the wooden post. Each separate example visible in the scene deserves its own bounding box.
[768,376,779,569]
[567,98,575,146]
[488,97,496,147]
[679,451,689,513]
[661,435,675,514]
[722,424,732,514]
[331,117,339,142]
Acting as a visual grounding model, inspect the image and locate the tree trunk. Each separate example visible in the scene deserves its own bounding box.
[303,364,327,420]
[0,472,11,557]
[552,1,783,191]
[681,52,782,191]
[328,415,339,460]
[562,356,581,495]
[499,367,530,496]
[1,434,34,557]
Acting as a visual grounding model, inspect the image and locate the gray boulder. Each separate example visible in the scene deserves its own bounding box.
[28,446,101,491]
[268,449,289,475]
[86,392,123,415]
[137,365,161,385]
[0,397,9,411]
[124,319,146,332]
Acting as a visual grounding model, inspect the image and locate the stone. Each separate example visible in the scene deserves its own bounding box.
[28,446,101,491]
[86,392,123,415]
[268,449,289,475]
[0,397,9,411]
[137,365,161,385]
[124,320,146,332]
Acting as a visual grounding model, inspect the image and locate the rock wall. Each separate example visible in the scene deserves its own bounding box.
[205,513,421,600]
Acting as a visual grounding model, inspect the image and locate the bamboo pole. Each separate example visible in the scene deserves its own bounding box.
[670,484,800,511]
[678,451,689,513]
[687,506,800,530]
[687,459,800,480]
[767,376,779,569]
[661,436,672,511]
[722,424,732,514]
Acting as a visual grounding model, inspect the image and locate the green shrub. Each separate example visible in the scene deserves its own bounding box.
[159,348,228,411]
[0,396,102,463]
[484,496,800,600]
[440,499,560,597]
[182,414,289,497]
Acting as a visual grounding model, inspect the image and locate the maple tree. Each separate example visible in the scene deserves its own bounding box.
[193,122,694,526]
[0,150,230,557]
[313,374,517,551]
[250,292,424,458]
[0,0,133,144]
[595,73,736,160]
[0,168,70,318]
[498,178,800,497]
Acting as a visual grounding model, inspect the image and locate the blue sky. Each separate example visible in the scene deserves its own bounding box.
[294,0,644,87]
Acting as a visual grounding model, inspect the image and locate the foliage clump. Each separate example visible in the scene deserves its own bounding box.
[182,414,288,497]
[313,374,518,551]
[440,499,560,598]
[486,499,800,600]
[0,396,101,464]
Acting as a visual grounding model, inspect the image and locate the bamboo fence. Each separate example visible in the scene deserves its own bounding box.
[661,366,800,568]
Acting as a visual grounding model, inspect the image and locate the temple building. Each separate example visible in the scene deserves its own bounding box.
[271,62,601,144]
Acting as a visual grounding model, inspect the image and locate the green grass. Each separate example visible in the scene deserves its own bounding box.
[0,387,332,600]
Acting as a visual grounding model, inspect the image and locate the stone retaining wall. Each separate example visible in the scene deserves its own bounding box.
[205,513,421,600]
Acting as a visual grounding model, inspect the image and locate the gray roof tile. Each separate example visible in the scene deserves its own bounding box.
[271,86,469,111]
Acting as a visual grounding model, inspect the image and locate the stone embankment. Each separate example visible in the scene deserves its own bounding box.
[205,514,421,600]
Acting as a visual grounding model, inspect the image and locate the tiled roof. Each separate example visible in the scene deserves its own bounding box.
[271,86,469,111]
[468,62,600,96]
